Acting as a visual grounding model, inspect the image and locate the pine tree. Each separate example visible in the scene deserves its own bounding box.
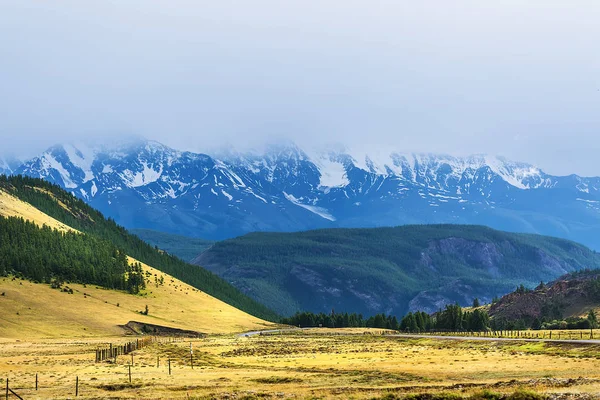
[588,309,598,329]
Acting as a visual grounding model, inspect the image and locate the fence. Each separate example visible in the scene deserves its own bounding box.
[95,336,186,362]
[415,329,595,340]
[4,336,192,398]
[5,378,24,400]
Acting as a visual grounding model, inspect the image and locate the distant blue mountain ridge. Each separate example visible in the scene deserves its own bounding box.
[4,138,600,250]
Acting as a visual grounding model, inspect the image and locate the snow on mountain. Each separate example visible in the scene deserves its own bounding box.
[11,138,600,248]
[0,158,13,175]
[283,192,336,221]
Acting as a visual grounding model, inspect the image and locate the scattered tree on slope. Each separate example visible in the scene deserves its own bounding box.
[0,175,278,321]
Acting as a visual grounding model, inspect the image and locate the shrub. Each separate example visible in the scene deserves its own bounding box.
[506,390,545,400]
[470,390,502,400]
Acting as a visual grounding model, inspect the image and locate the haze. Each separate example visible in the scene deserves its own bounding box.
[1,1,599,175]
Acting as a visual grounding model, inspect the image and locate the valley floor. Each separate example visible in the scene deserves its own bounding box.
[2,329,600,399]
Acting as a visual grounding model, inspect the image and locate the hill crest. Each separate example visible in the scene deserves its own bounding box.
[6,139,600,249]
[193,225,600,316]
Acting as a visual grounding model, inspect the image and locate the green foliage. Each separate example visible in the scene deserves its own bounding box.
[400,311,433,332]
[505,390,545,400]
[197,223,600,316]
[0,175,278,321]
[465,309,490,331]
[515,284,531,295]
[403,393,463,400]
[281,311,401,329]
[470,390,502,400]
[587,309,598,329]
[400,304,491,332]
[434,304,464,331]
[587,276,600,300]
[0,216,144,293]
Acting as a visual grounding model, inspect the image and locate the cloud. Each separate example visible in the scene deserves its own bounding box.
[0,1,599,175]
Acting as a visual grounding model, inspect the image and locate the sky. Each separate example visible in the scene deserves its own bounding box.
[0,1,599,175]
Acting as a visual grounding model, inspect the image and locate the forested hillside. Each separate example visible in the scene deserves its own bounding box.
[194,225,600,316]
[0,175,278,321]
[0,216,145,293]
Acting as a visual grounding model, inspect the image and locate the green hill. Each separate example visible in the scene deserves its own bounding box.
[131,228,214,262]
[0,175,278,321]
[192,225,600,316]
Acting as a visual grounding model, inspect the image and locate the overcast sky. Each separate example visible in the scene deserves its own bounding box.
[1,1,599,175]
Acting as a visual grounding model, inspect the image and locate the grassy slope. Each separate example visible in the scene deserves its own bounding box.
[194,225,600,316]
[0,175,278,321]
[131,228,214,262]
[0,188,274,338]
[0,189,76,232]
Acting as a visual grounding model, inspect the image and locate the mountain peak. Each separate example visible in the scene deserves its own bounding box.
[9,138,600,247]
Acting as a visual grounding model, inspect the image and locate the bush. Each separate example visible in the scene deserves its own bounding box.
[506,390,545,400]
[470,390,502,400]
[404,393,463,400]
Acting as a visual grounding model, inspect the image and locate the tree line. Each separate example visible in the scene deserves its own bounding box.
[281,311,400,330]
[281,304,598,333]
[280,306,489,332]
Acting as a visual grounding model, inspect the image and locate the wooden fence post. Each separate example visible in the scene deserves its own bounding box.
[128,364,132,383]
[75,376,79,397]
[36,373,38,390]
[169,359,171,375]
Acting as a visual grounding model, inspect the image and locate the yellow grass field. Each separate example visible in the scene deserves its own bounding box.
[0,268,274,338]
[1,330,600,399]
[0,189,76,232]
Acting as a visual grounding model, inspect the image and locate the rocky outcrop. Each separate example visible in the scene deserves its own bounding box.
[421,238,506,278]
[489,271,600,321]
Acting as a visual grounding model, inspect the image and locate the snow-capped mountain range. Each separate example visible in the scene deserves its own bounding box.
[6,138,600,248]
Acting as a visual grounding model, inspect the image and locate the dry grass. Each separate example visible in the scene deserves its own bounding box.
[0,271,274,339]
[1,331,599,399]
[0,189,77,232]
